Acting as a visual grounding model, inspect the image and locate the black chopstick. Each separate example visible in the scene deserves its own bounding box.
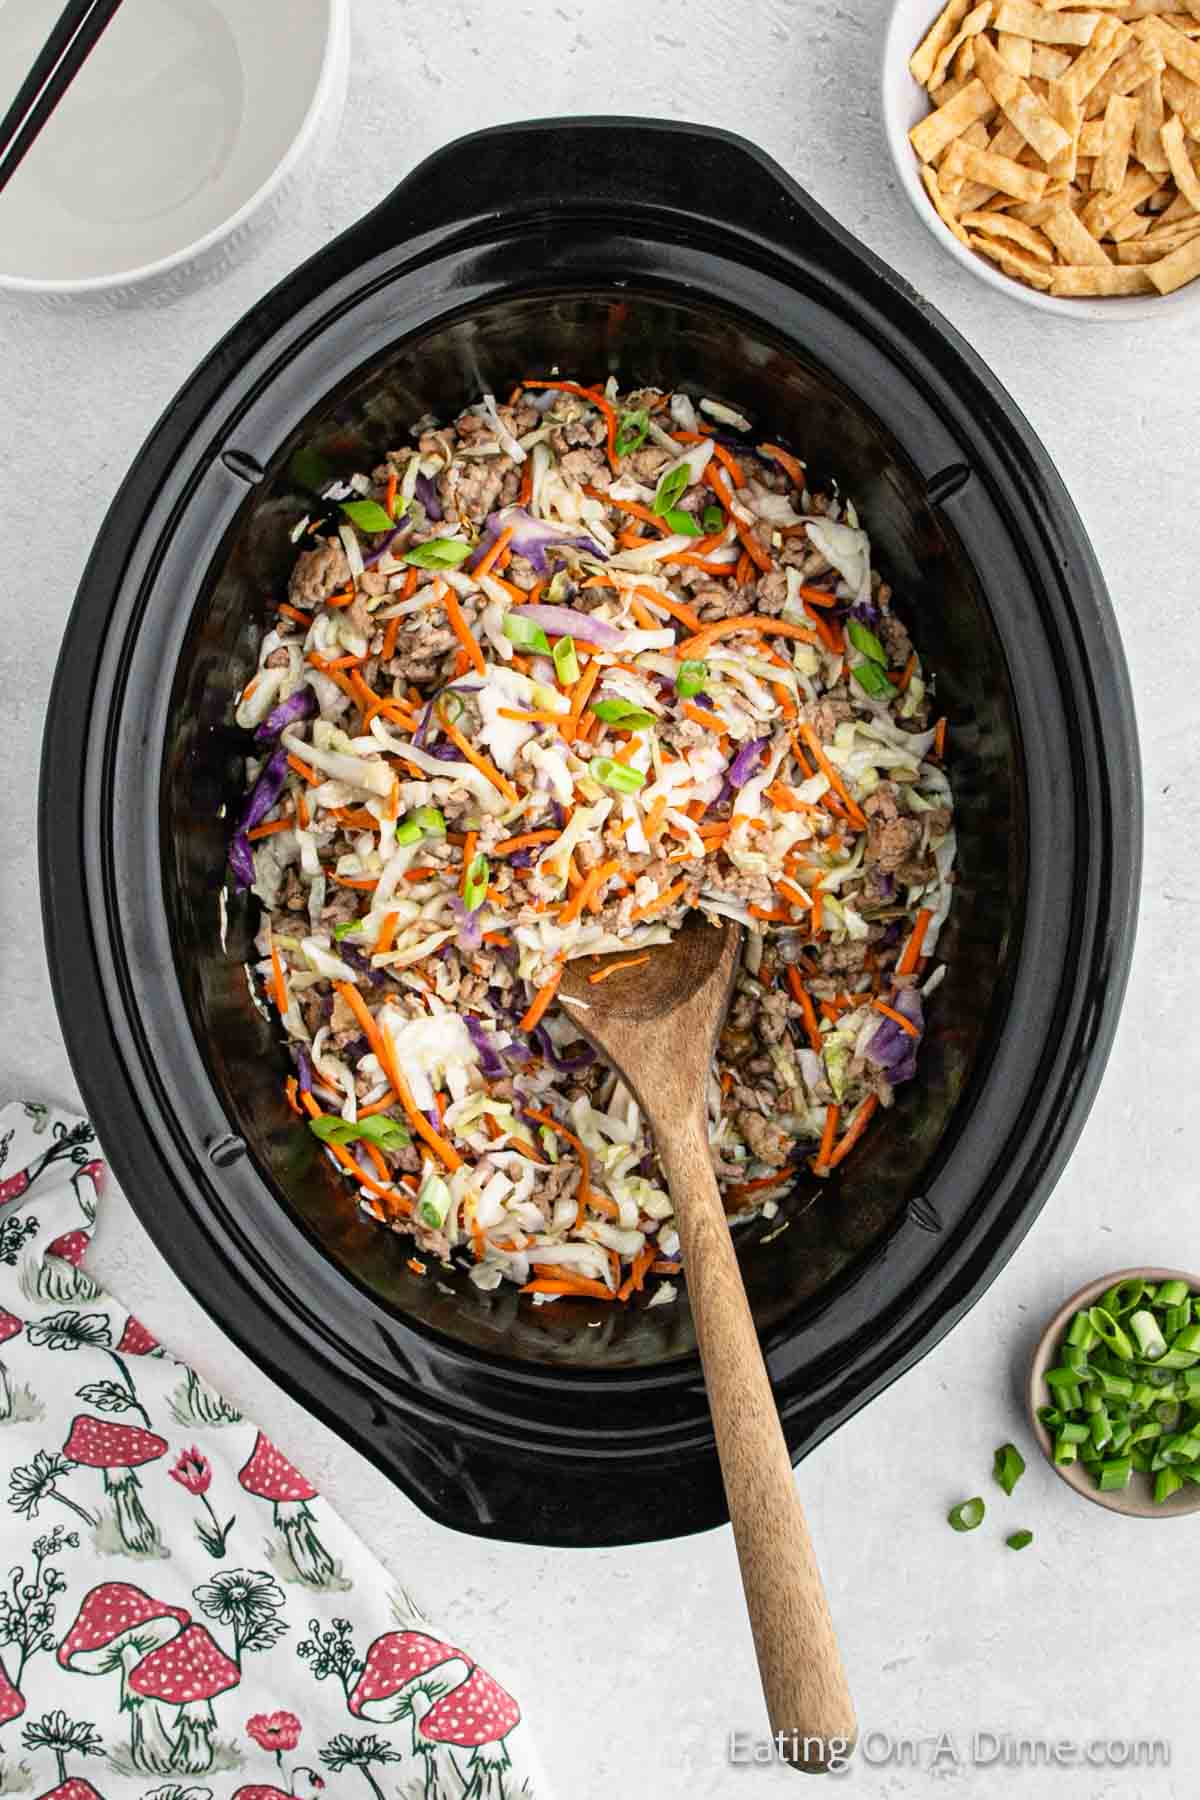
[0,0,125,200]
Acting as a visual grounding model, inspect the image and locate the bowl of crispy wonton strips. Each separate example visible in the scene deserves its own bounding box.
[883,0,1200,314]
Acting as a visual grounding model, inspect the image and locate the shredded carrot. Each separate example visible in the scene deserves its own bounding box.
[519,968,563,1032]
[524,1107,593,1227]
[495,830,558,856]
[372,912,400,957]
[777,877,812,912]
[813,1102,841,1173]
[436,707,519,803]
[759,442,807,489]
[381,612,402,662]
[595,492,673,536]
[481,931,512,947]
[619,528,648,550]
[286,753,320,785]
[358,1090,398,1117]
[805,605,845,655]
[897,907,933,977]
[636,585,702,632]
[796,724,867,830]
[334,982,462,1171]
[772,681,798,720]
[682,700,726,732]
[559,859,618,925]
[811,888,824,934]
[566,660,601,740]
[704,464,772,572]
[786,966,822,1051]
[439,584,486,676]
[874,997,920,1038]
[284,1076,302,1115]
[650,1259,682,1276]
[241,676,260,703]
[325,585,356,609]
[277,602,313,627]
[629,594,658,631]
[797,583,838,610]
[629,877,687,923]
[521,1277,616,1301]
[332,874,380,890]
[735,549,754,586]
[523,381,619,470]
[643,794,669,840]
[518,461,533,507]
[660,554,742,575]
[247,819,293,841]
[681,616,821,657]
[726,1170,790,1199]
[406,1258,426,1277]
[497,707,562,725]
[269,939,289,1015]
[617,1245,658,1301]
[611,736,640,765]
[473,525,514,582]
[747,905,792,922]
[825,1094,879,1170]
[308,1109,413,1214]
[384,471,398,518]
[897,652,917,692]
[460,832,478,902]
[934,716,947,759]
[587,954,650,984]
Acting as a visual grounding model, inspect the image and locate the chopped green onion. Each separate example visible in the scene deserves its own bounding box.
[1164,1304,1190,1338]
[851,661,898,702]
[1089,1305,1134,1360]
[402,537,473,568]
[1061,1344,1091,1375]
[662,507,702,536]
[1129,1309,1168,1360]
[341,499,396,534]
[1054,1434,1079,1465]
[702,505,725,533]
[1006,1530,1033,1551]
[588,756,646,794]
[1156,1279,1190,1307]
[393,819,423,846]
[1172,1323,1200,1354]
[947,1497,985,1532]
[1057,1420,1089,1444]
[1100,1279,1145,1317]
[590,698,655,727]
[417,1172,453,1229]
[503,614,552,653]
[1045,1364,1089,1390]
[992,1443,1025,1496]
[1066,1310,1099,1350]
[333,919,364,940]
[614,409,650,458]
[1089,1407,1112,1449]
[438,691,465,726]
[553,636,580,686]
[413,805,446,835]
[1093,1368,1133,1400]
[462,852,489,911]
[676,659,709,698]
[847,618,887,665]
[653,463,690,516]
[309,1114,411,1151]
[1098,1457,1133,1491]
[1155,1467,1184,1503]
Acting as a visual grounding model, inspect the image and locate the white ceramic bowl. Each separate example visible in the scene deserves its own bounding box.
[0,0,348,302]
[882,0,1194,321]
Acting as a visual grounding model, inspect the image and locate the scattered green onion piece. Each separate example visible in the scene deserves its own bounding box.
[614,408,651,458]
[1037,1405,1063,1428]
[402,536,473,568]
[1155,1279,1190,1307]
[1081,1386,1102,1415]
[847,618,887,665]
[851,661,898,701]
[1152,1348,1200,1370]
[1130,1419,1163,1444]
[333,919,364,940]
[662,507,702,536]
[413,805,446,836]
[462,853,489,912]
[947,1497,985,1532]
[1054,1434,1079,1466]
[1057,1420,1089,1444]
[992,1443,1025,1495]
[553,636,580,686]
[416,1172,453,1230]
[1130,1446,1153,1473]
[1098,1456,1133,1491]
[676,659,709,698]
[1172,1323,1200,1354]
[590,698,656,727]
[653,463,690,516]
[1164,1304,1190,1338]
[1006,1530,1033,1551]
[1155,1400,1181,1429]
[1061,1344,1091,1375]
[438,691,466,726]
[1100,1279,1145,1317]
[1129,1309,1168,1360]
[309,1114,411,1151]
[1045,1364,1088,1390]
[1066,1312,1100,1351]
[393,819,424,846]
[341,499,397,534]
[701,504,724,533]
[1108,1420,1132,1453]
[1089,1305,1134,1360]
[1089,1407,1112,1450]
[1093,1368,1132,1399]
[588,756,646,794]
[503,614,552,653]
[1155,1467,1184,1503]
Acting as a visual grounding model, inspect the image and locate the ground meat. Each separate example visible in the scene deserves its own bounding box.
[624,446,671,482]
[753,987,795,1044]
[780,539,831,577]
[736,1107,791,1165]
[442,459,510,525]
[755,570,788,615]
[385,612,458,686]
[802,693,853,741]
[693,583,747,622]
[549,414,606,452]
[560,446,609,486]
[818,939,870,976]
[879,609,912,669]
[925,805,952,837]
[533,1159,582,1212]
[866,807,921,872]
[289,537,349,607]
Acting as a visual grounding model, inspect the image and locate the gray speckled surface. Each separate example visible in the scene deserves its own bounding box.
[1,2,1195,1793]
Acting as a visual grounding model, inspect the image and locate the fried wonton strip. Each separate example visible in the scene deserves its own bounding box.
[1058,17,1132,100]
[973,32,1075,154]
[929,1,994,86]
[1115,220,1200,251]
[1139,9,1200,77]
[1031,43,1076,77]
[1047,81,1084,179]
[993,1,1103,41]
[1161,108,1200,203]
[1042,200,1117,258]
[1080,161,1163,228]
[942,136,1050,197]
[1096,92,1140,185]
[968,231,1056,284]
[1077,118,1107,153]
[1161,64,1200,133]
[1049,261,1156,289]
[1154,182,1200,219]
[922,164,972,241]
[910,77,998,158]
[1108,203,1157,234]
[1133,70,1170,165]
[1148,225,1200,287]
[911,0,972,84]
[959,208,1056,256]
[996,29,1035,71]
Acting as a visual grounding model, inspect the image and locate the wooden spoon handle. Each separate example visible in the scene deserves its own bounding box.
[660,1116,856,1773]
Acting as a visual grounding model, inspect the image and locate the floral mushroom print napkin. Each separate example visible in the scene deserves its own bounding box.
[0,1103,547,1800]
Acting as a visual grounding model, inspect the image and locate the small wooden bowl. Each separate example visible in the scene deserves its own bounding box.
[1028,1267,1200,1519]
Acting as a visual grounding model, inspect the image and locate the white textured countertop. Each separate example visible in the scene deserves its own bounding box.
[2,2,1195,1794]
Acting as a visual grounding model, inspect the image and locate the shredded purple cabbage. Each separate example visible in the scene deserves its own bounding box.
[865,985,924,1086]
[340,944,388,989]
[228,747,290,890]
[728,736,769,788]
[468,507,606,577]
[254,685,318,743]
[512,602,623,648]
[363,517,410,568]
[415,473,442,522]
[448,893,483,952]
[531,1024,596,1073]
[464,1013,505,1079]
[295,1047,314,1093]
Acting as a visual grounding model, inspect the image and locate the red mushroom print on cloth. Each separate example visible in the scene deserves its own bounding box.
[60,1418,168,1557]
[237,1437,338,1590]
[419,1666,522,1800]
[348,1631,471,1800]
[0,1101,550,1799]
[127,1624,239,1774]
[57,1583,190,1772]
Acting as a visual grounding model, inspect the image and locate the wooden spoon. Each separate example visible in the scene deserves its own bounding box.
[559,913,856,1773]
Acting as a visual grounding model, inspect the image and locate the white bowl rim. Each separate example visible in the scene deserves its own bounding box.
[0,0,348,296]
[881,0,1193,323]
